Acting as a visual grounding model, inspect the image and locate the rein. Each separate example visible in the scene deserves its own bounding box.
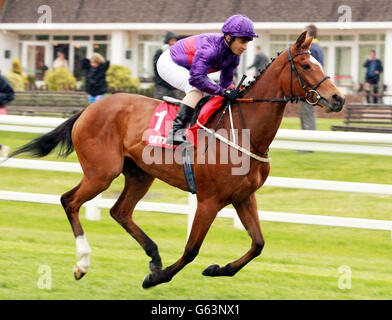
[196,118,271,163]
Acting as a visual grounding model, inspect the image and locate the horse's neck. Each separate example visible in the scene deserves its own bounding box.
[239,60,287,153]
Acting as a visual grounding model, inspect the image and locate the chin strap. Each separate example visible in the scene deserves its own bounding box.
[224,35,236,54]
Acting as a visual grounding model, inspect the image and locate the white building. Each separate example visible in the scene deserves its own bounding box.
[0,0,391,94]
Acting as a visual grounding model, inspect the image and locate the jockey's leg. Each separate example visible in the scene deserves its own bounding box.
[156,50,204,145]
[166,90,202,146]
[182,90,203,108]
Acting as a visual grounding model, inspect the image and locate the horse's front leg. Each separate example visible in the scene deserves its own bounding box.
[142,199,223,289]
[202,193,264,277]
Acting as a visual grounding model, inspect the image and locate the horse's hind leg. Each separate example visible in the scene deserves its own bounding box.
[110,158,162,273]
[202,193,264,277]
[142,199,224,288]
[61,173,120,280]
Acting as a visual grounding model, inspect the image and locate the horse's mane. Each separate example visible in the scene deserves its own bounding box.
[241,51,283,93]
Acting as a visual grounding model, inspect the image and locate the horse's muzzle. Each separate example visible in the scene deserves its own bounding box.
[330,94,345,112]
[321,94,345,113]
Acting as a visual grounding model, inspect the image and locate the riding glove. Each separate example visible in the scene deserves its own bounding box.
[222,88,239,103]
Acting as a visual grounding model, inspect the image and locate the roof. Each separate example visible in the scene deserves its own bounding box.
[1,0,392,23]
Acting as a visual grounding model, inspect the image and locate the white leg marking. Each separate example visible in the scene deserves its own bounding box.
[75,235,92,273]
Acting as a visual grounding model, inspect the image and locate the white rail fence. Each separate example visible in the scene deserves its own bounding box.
[2,115,392,155]
[1,115,392,237]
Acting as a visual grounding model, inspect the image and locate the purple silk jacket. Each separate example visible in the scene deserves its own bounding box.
[169,33,240,95]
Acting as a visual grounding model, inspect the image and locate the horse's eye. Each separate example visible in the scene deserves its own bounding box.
[301,64,311,70]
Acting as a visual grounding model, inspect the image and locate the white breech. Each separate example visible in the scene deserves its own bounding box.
[157,49,203,108]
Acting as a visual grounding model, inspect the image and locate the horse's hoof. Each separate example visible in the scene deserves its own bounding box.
[73,266,86,280]
[142,270,168,289]
[142,273,157,289]
[202,264,220,277]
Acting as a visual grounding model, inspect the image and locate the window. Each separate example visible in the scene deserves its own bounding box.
[359,34,377,41]
[18,34,33,40]
[36,35,49,41]
[137,34,164,79]
[26,45,46,80]
[73,45,88,80]
[269,44,286,58]
[269,33,330,81]
[139,35,162,42]
[269,34,290,59]
[270,34,287,41]
[335,47,352,86]
[322,46,329,75]
[333,35,355,41]
[289,34,299,41]
[53,35,70,41]
[318,35,331,41]
[93,44,108,59]
[73,35,90,41]
[138,42,161,78]
[357,34,385,85]
[17,33,112,79]
[94,35,109,41]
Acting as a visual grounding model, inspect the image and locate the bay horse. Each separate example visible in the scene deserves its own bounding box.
[9,32,345,288]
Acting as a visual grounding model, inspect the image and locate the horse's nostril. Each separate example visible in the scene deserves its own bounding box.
[332,94,345,106]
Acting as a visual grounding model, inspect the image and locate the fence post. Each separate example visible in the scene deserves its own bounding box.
[84,194,102,221]
[233,215,245,230]
[187,193,197,240]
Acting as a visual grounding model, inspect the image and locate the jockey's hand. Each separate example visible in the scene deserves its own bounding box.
[222,88,238,103]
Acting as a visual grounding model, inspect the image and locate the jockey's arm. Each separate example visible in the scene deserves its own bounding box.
[219,59,239,90]
[189,49,224,96]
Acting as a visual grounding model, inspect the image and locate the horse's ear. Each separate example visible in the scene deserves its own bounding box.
[301,36,313,50]
[295,31,308,49]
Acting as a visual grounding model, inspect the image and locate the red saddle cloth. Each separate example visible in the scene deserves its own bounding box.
[145,96,224,149]
[145,101,179,149]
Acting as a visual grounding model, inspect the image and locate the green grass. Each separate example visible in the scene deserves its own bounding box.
[1,203,391,300]
[281,116,346,131]
[0,117,391,300]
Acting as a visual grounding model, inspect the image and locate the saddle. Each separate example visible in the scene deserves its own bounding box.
[145,95,225,149]
[144,95,226,194]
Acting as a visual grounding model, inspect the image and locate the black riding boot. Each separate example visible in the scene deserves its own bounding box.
[166,103,194,146]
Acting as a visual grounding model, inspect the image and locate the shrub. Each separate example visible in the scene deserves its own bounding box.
[4,72,25,91]
[44,67,77,91]
[27,75,36,85]
[106,65,140,90]
[11,58,28,84]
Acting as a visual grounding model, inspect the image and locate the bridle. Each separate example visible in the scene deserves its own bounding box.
[200,47,331,159]
[237,47,330,105]
[233,47,330,157]
[286,47,330,105]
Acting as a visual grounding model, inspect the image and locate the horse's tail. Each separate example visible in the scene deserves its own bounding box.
[8,110,83,159]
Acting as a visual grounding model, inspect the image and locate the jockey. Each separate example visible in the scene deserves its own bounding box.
[157,14,258,145]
